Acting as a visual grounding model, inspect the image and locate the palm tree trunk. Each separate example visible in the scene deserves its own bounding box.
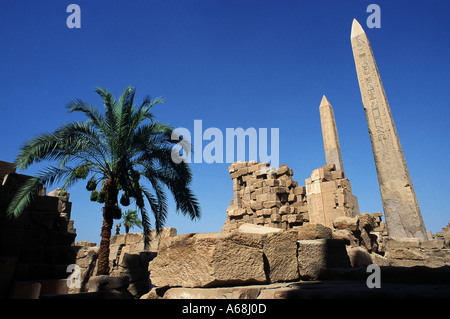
[96,178,118,275]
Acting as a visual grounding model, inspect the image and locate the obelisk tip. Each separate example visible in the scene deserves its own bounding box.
[351,19,365,38]
[320,95,331,107]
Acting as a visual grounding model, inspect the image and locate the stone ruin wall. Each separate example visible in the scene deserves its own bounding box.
[222,161,308,232]
[0,161,77,298]
[305,163,360,226]
[435,222,450,242]
[223,161,360,232]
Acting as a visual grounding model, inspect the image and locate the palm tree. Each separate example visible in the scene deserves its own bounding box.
[7,86,201,275]
[122,209,142,234]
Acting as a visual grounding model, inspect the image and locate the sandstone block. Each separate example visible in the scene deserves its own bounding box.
[346,246,373,267]
[263,231,299,283]
[297,239,351,280]
[263,201,280,209]
[295,223,332,240]
[332,229,355,244]
[287,214,302,224]
[331,170,345,179]
[333,216,358,232]
[256,193,268,202]
[270,214,281,223]
[384,237,421,250]
[269,186,289,194]
[275,165,290,176]
[292,187,304,196]
[238,223,282,235]
[279,205,289,215]
[160,286,262,299]
[249,200,263,211]
[358,212,377,231]
[389,248,425,261]
[149,232,266,288]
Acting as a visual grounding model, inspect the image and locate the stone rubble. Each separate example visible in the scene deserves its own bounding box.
[223,161,360,233]
[222,161,308,232]
[147,223,351,290]
[70,227,177,298]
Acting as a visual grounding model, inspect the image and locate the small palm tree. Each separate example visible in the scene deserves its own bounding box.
[122,209,142,234]
[7,86,201,275]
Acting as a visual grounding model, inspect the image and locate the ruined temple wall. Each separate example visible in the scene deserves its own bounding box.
[222,161,309,232]
[223,161,360,233]
[305,164,360,229]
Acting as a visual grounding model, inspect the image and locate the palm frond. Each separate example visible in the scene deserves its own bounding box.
[6,177,42,218]
[6,165,78,218]
[15,133,63,170]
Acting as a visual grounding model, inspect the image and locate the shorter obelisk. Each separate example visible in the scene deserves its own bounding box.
[319,95,345,173]
[350,19,427,240]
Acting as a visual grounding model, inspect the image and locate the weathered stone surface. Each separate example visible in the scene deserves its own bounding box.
[358,212,377,231]
[69,245,98,293]
[333,216,358,232]
[384,237,421,250]
[346,246,373,267]
[149,232,266,288]
[351,19,427,240]
[141,274,450,299]
[297,239,351,280]
[332,212,386,254]
[382,237,450,268]
[108,229,176,297]
[332,228,353,240]
[238,223,282,234]
[141,282,301,299]
[162,286,261,299]
[305,164,359,229]
[295,223,332,240]
[86,275,129,292]
[262,231,299,283]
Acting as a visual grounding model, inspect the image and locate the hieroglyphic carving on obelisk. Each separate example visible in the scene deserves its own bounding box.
[319,95,345,173]
[350,19,427,239]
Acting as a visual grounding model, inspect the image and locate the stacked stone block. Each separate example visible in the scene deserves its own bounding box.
[0,166,77,298]
[305,164,359,229]
[332,212,386,253]
[435,221,450,242]
[222,161,309,232]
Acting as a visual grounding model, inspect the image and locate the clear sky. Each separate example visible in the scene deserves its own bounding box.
[1,0,449,244]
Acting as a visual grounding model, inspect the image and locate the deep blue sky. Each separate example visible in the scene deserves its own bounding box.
[1,0,449,243]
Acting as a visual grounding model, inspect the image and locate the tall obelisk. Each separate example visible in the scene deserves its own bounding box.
[350,19,427,240]
[319,95,345,173]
